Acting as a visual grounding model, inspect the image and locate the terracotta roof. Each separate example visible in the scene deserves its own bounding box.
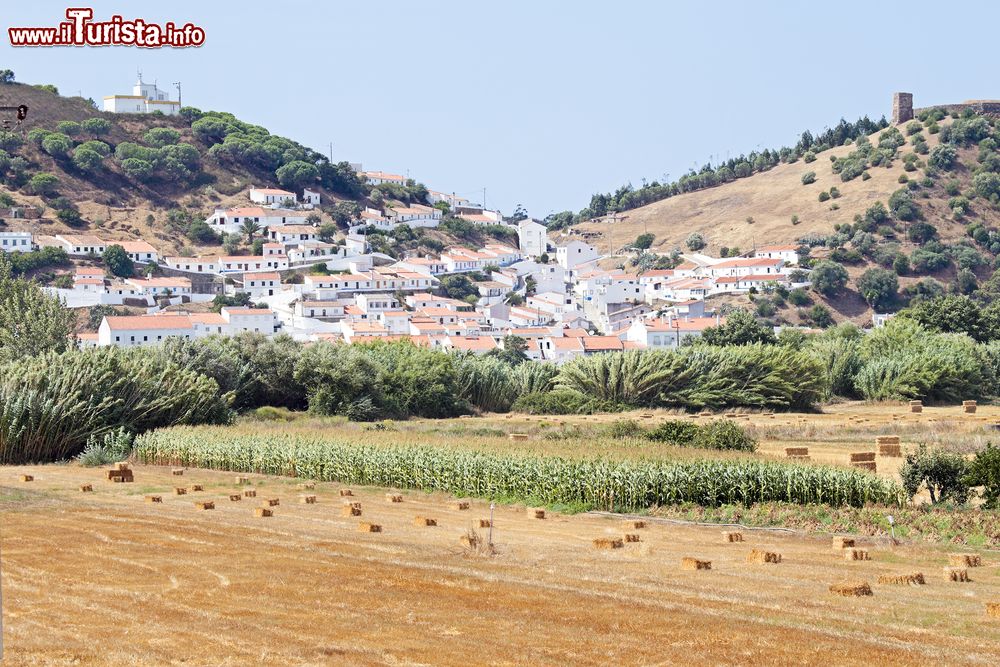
[190,313,226,325]
[712,257,783,269]
[448,336,499,351]
[581,336,624,352]
[251,188,294,196]
[243,272,280,281]
[104,315,193,331]
[224,308,274,316]
[116,240,157,253]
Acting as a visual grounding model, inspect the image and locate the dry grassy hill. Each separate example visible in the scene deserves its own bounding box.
[0,82,356,256]
[569,116,991,254]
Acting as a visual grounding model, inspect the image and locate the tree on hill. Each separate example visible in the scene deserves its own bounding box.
[634,233,655,250]
[28,172,59,196]
[102,245,134,278]
[685,232,705,251]
[276,160,319,191]
[856,268,898,311]
[899,295,999,342]
[82,117,110,136]
[809,260,848,297]
[240,219,263,244]
[0,69,14,84]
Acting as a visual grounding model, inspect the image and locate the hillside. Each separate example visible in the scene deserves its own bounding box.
[569,108,1000,325]
[0,81,364,256]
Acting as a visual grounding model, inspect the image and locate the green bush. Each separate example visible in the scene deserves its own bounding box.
[511,389,624,415]
[77,427,134,467]
[646,420,699,445]
[964,444,1000,509]
[694,419,757,452]
[801,171,816,185]
[605,418,645,439]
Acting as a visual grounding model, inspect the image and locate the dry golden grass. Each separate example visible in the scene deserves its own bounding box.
[2,464,1000,665]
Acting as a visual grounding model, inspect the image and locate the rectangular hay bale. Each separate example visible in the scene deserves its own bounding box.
[341,505,362,517]
[79,484,93,492]
[852,461,877,472]
[243,489,257,498]
[878,443,901,457]
[20,474,33,482]
[145,495,162,503]
[877,572,925,585]
[625,520,646,530]
[386,494,403,503]
[300,495,317,504]
[532,509,546,519]
[785,447,809,457]
[453,500,470,510]
[478,518,492,528]
[358,522,382,533]
[194,501,215,511]
[944,567,970,582]
[191,484,203,492]
[723,531,744,543]
[339,489,353,497]
[174,487,187,495]
[263,498,280,507]
[875,435,901,445]
[229,494,242,502]
[949,553,982,568]
[844,549,871,561]
[832,537,855,550]
[681,557,711,570]
[509,433,529,441]
[747,549,782,564]
[235,476,249,485]
[829,581,872,597]
[254,507,273,518]
[623,533,641,543]
[849,452,876,463]
[171,468,184,476]
[414,516,437,526]
[593,538,624,550]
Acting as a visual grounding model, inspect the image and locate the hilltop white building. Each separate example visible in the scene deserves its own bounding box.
[103,74,180,115]
[518,219,548,257]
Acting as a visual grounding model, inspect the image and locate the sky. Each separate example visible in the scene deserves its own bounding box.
[3,1,1000,217]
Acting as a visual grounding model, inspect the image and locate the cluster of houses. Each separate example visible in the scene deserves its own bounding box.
[6,174,812,360]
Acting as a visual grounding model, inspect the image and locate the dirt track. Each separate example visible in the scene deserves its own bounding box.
[1,463,999,666]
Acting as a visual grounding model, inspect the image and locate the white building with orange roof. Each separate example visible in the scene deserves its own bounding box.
[538,335,586,363]
[706,257,784,279]
[98,314,195,347]
[37,234,107,257]
[294,300,346,320]
[386,203,442,228]
[351,207,392,231]
[443,335,499,355]
[164,256,220,274]
[0,231,32,252]
[218,255,289,274]
[377,310,411,335]
[754,244,800,265]
[249,187,297,206]
[267,225,319,245]
[343,320,390,343]
[116,240,159,264]
[556,240,600,271]
[205,207,307,235]
[220,307,280,334]
[242,271,281,298]
[713,273,789,293]
[426,190,471,209]
[395,256,448,276]
[361,171,407,186]
[509,306,550,327]
[626,315,723,349]
[123,276,192,296]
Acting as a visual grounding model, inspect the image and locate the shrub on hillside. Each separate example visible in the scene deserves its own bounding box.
[694,419,758,452]
[900,444,970,505]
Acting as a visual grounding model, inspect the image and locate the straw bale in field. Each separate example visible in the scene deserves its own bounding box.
[723,531,744,543]
[229,494,241,502]
[171,468,184,476]
[681,557,711,570]
[453,500,470,510]
[20,474,32,482]
[191,484,203,492]
[986,602,1000,618]
[949,554,982,568]
[414,516,437,526]
[145,495,162,503]
[386,494,403,503]
[300,495,317,504]
[625,520,646,530]
[174,487,187,495]
[532,509,546,519]
[194,501,214,511]
[243,489,257,498]
[623,533,641,543]
[254,507,272,517]
[829,581,872,597]
[79,484,93,492]
[877,573,924,585]
[593,538,624,550]
[339,489,353,497]
[358,522,382,533]
[478,519,492,528]
[341,505,362,517]
[747,549,781,564]
[944,567,970,582]
[844,549,870,561]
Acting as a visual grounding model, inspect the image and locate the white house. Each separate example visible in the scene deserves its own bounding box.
[626,315,722,349]
[249,188,297,206]
[103,74,180,115]
[220,307,280,334]
[205,207,307,236]
[117,240,159,264]
[295,300,346,320]
[385,204,442,228]
[517,219,548,257]
[164,256,220,274]
[0,231,32,253]
[754,244,800,265]
[123,277,192,296]
[556,241,600,271]
[303,189,321,207]
[707,257,784,279]
[218,255,289,274]
[37,234,107,257]
[267,225,319,245]
[426,190,471,209]
[98,315,195,347]
[242,271,280,298]
[361,171,406,186]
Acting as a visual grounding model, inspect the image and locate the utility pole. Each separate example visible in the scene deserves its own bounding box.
[173,81,182,107]
[483,187,487,210]
[607,209,618,257]
[328,142,333,161]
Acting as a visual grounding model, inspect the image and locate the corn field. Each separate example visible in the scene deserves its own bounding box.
[135,427,906,509]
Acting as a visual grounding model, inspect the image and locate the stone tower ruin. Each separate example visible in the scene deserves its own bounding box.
[892,92,913,124]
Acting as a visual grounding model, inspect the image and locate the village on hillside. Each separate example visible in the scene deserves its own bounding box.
[4,168,813,358]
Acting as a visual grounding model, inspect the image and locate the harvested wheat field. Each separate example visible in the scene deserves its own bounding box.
[2,464,1000,666]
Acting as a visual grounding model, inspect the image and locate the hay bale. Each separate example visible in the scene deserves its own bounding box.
[909,401,923,413]
[852,461,877,472]
[723,531,744,543]
[875,435,901,445]
[171,468,184,476]
[785,447,809,457]
[681,557,711,570]
[747,549,782,564]
[145,495,162,503]
[532,509,546,519]
[174,487,187,495]
[964,400,977,414]
[358,522,382,533]
[460,533,480,548]
[341,504,362,517]
[478,518,492,528]
[414,516,437,526]
[849,452,876,463]
[986,602,1000,618]
[194,501,215,511]
[235,476,250,485]
[844,549,871,561]
[111,470,134,483]
[829,581,872,597]
[300,482,315,490]
[243,489,257,498]
[944,567,970,582]
[593,538,624,550]
[948,553,982,568]
[640,414,654,419]
[832,536,855,550]
[263,498,280,507]
[385,494,403,503]
[877,573,925,586]
[191,484,203,492]
[229,494,242,502]
[115,461,130,471]
[339,489,353,497]
[625,520,646,530]
[878,443,901,457]
[623,533,641,543]
[254,507,273,518]
[509,433,529,441]
[20,474,33,482]
[79,484,93,492]
[453,500,470,510]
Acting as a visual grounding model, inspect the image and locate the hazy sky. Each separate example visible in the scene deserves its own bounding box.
[3,1,999,216]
